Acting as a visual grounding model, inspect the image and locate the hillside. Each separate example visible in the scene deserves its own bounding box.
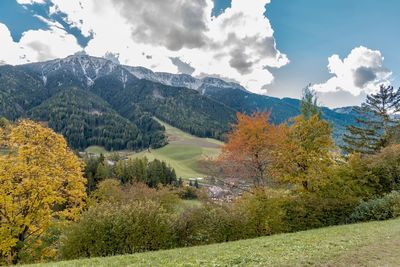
[0,55,236,150]
[129,119,222,178]
[28,88,165,150]
[30,219,400,267]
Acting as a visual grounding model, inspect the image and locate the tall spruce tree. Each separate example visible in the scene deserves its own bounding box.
[343,85,400,154]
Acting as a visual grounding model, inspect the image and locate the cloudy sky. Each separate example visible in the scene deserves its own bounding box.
[0,0,399,108]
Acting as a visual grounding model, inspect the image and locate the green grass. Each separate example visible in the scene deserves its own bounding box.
[82,119,223,179]
[130,119,223,179]
[31,219,400,267]
[84,146,108,154]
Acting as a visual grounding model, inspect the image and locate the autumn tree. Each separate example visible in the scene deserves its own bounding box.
[0,120,87,264]
[217,112,286,186]
[272,88,335,191]
[343,85,400,154]
[273,114,335,192]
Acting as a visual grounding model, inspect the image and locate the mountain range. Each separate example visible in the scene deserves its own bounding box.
[0,54,355,150]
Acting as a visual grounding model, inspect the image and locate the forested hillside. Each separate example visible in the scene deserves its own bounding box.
[0,55,236,150]
[28,88,166,150]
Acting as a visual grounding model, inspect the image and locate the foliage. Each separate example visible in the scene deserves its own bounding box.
[368,144,400,193]
[343,85,400,154]
[91,78,236,140]
[0,120,86,264]
[232,189,289,236]
[350,191,400,222]
[84,156,177,191]
[282,193,357,232]
[28,88,163,150]
[89,180,181,212]
[60,201,176,259]
[174,204,247,246]
[272,114,335,192]
[217,111,286,186]
[300,84,321,119]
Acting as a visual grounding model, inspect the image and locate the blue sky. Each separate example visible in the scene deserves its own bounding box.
[0,0,399,107]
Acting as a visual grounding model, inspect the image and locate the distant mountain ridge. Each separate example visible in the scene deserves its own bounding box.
[0,54,356,150]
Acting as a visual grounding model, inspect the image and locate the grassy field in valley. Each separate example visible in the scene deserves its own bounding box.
[84,119,223,179]
[130,119,222,179]
[30,218,400,267]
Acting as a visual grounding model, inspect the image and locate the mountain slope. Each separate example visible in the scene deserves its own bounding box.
[28,88,166,150]
[0,55,237,150]
[0,65,47,119]
[90,76,236,140]
[124,63,356,143]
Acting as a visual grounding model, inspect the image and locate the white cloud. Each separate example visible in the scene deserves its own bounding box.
[6,0,288,93]
[312,46,391,96]
[16,0,45,4]
[0,23,82,65]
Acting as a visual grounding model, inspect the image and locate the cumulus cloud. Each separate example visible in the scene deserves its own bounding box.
[111,0,211,51]
[312,46,391,96]
[6,0,288,93]
[0,23,82,65]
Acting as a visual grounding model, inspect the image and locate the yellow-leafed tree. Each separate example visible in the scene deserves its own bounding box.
[0,120,86,264]
[273,114,335,192]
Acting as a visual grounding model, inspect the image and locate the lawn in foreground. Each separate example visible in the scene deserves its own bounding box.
[32,219,400,267]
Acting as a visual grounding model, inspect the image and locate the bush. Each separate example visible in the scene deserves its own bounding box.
[174,204,247,246]
[60,201,176,259]
[282,194,357,231]
[349,191,400,222]
[232,189,289,236]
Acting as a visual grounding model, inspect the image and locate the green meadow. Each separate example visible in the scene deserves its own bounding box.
[31,219,400,267]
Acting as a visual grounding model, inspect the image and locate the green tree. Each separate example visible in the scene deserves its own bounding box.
[300,84,321,119]
[343,85,400,154]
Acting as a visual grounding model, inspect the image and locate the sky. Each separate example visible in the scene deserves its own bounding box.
[0,0,399,108]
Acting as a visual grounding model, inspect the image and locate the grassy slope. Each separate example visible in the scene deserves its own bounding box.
[84,119,222,179]
[129,119,223,179]
[32,219,400,267]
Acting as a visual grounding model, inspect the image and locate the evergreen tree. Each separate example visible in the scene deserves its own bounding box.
[343,85,400,154]
[300,84,321,119]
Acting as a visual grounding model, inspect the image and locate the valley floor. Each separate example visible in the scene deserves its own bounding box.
[30,219,400,267]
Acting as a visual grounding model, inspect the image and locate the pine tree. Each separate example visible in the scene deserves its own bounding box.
[343,85,400,154]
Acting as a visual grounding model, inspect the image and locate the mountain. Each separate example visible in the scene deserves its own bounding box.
[0,54,357,150]
[124,66,247,93]
[123,65,356,143]
[0,54,236,150]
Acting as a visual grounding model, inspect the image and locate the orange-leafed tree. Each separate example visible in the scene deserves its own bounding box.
[217,111,286,187]
[0,120,87,264]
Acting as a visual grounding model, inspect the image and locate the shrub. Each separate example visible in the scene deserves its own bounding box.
[349,191,400,222]
[174,204,247,246]
[60,201,176,259]
[285,196,356,231]
[232,189,289,236]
